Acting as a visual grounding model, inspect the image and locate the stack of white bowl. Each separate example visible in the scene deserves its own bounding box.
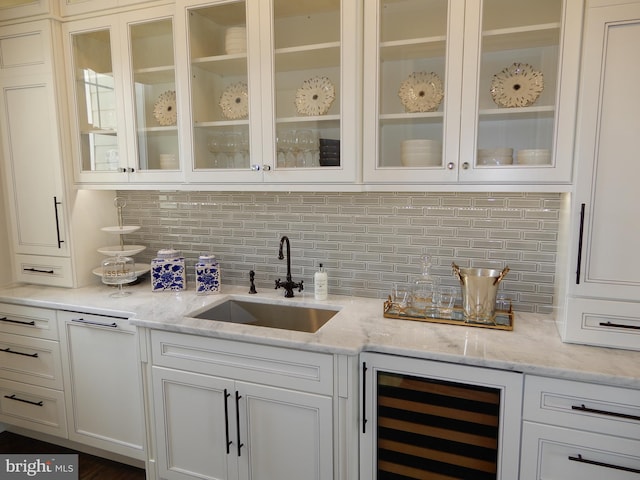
[225,27,247,54]
[516,149,551,165]
[477,148,513,165]
[401,139,442,167]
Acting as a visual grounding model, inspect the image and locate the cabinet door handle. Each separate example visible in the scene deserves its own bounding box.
[362,361,368,434]
[576,203,586,284]
[4,394,43,407]
[71,318,118,328]
[224,389,232,454]
[0,347,38,358]
[568,454,640,474]
[235,391,244,457]
[0,316,35,326]
[571,403,640,422]
[53,196,65,248]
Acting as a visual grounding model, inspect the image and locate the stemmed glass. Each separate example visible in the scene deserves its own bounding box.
[296,130,316,167]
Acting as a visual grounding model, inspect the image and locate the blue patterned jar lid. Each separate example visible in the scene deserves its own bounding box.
[156,249,180,259]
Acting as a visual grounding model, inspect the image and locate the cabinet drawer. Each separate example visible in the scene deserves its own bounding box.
[151,330,333,395]
[14,254,73,288]
[0,303,58,340]
[523,375,640,439]
[0,378,67,438]
[0,332,63,389]
[566,297,640,351]
[521,422,640,480]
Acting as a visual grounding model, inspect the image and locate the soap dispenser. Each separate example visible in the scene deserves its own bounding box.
[314,263,328,300]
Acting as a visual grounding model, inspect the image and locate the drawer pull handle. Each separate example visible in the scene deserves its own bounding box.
[0,316,36,326]
[599,321,640,331]
[568,454,640,474]
[23,267,55,275]
[71,318,118,328]
[0,347,38,358]
[4,394,43,407]
[571,404,640,422]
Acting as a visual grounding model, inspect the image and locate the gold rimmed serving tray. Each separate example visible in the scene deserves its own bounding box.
[383,297,514,331]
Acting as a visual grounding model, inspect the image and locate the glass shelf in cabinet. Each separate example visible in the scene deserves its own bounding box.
[478,105,555,119]
[482,23,561,52]
[379,112,444,122]
[276,114,340,124]
[380,36,447,62]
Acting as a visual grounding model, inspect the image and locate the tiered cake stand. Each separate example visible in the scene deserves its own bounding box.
[92,197,150,296]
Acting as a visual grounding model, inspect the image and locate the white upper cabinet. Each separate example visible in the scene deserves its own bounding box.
[363,0,583,187]
[178,0,361,186]
[63,5,184,186]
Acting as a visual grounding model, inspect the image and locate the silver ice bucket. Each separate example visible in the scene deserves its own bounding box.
[452,263,509,324]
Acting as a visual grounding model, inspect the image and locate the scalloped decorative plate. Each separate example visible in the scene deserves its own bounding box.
[219,82,249,120]
[153,90,177,126]
[490,63,544,108]
[295,76,336,116]
[398,72,444,113]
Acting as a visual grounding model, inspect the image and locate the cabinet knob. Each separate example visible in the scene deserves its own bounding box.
[447,162,455,170]
[263,164,271,171]
[462,162,470,170]
[251,164,261,171]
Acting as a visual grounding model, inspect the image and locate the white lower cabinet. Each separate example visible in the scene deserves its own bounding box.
[0,303,67,438]
[520,375,640,479]
[149,330,335,480]
[58,310,146,460]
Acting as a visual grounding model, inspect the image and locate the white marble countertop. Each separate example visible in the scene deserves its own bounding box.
[0,281,638,389]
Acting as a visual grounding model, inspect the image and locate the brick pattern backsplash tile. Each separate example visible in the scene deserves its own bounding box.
[118,191,561,314]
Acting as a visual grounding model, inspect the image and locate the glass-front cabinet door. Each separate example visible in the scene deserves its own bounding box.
[65,17,128,183]
[458,0,582,184]
[64,6,182,185]
[125,9,181,182]
[363,0,582,187]
[182,0,360,185]
[363,0,465,183]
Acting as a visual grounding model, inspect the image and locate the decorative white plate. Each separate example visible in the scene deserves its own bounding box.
[398,72,444,113]
[490,63,544,108]
[219,82,249,120]
[92,263,150,278]
[153,90,177,126]
[295,76,336,116]
[101,225,141,234]
[97,245,146,256]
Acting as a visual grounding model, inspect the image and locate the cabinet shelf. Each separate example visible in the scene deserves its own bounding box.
[380,112,444,123]
[275,42,340,71]
[478,105,555,119]
[80,128,117,136]
[276,114,340,124]
[191,54,247,76]
[194,119,249,128]
[482,23,561,52]
[380,36,447,61]
[138,126,177,133]
[133,65,175,84]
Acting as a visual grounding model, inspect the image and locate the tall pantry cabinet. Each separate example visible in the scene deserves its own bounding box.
[557,0,640,351]
[0,19,115,287]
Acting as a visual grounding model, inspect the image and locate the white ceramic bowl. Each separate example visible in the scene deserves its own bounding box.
[477,156,513,166]
[516,149,551,165]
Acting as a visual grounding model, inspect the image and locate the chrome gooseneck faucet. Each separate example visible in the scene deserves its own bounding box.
[275,235,303,298]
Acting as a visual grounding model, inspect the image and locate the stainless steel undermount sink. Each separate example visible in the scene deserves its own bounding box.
[190,299,340,333]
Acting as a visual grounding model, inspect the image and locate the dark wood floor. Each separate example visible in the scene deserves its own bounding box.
[0,431,146,479]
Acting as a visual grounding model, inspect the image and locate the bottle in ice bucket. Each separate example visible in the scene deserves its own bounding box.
[151,249,186,291]
[195,254,220,295]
